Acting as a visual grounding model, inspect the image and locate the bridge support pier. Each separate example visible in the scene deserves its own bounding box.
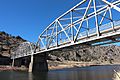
[14,58,22,67]
[12,57,30,68]
[28,53,48,73]
[12,58,15,67]
[28,55,33,72]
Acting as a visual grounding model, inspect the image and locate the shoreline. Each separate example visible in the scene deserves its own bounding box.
[48,61,120,70]
[0,61,120,71]
[0,65,28,71]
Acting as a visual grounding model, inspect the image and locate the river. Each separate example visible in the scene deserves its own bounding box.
[0,65,120,80]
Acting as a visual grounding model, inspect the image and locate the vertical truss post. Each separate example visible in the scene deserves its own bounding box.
[109,7,115,31]
[56,20,58,46]
[93,0,100,36]
[46,29,48,48]
[86,19,89,37]
[60,32,62,43]
[70,10,74,43]
[37,42,40,51]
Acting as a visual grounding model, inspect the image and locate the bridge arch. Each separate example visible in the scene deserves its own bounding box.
[11,42,35,59]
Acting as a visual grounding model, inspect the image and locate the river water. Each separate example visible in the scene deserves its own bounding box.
[0,65,120,80]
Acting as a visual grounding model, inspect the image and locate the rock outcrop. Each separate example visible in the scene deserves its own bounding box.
[48,45,120,64]
[0,31,26,65]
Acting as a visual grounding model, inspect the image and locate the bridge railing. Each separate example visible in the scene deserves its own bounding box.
[79,21,114,37]
[39,20,120,50]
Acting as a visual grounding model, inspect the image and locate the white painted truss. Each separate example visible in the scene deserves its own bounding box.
[12,0,120,59]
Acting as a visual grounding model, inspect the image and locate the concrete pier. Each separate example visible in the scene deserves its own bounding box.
[32,53,48,73]
[14,58,22,67]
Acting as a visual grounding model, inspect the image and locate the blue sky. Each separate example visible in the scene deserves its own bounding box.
[0,0,120,46]
[0,0,81,42]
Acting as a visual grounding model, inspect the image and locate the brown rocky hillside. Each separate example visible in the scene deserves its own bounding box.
[48,44,120,64]
[0,31,26,57]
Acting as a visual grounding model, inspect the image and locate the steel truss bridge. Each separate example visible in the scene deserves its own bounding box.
[12,0,120,59]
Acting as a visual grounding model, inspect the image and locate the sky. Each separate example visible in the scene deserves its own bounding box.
[0,0,120,46]
[0,0,81,43]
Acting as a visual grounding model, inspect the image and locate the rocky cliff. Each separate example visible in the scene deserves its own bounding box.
[0,31,26,57]
[48,45,120,64]
[0,31,26,65]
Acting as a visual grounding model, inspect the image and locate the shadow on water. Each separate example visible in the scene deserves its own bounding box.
[0,65,120,80]
[32,72,48,80]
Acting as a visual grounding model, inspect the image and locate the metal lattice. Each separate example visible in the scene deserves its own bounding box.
[12,0,120,59]
[37,0,120,50]
[11,42,34,59]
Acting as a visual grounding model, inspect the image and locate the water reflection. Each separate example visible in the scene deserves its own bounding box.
[46,66,114,80]
[28,73,33,80]
[32,72,48,80]
[0,65,120,80]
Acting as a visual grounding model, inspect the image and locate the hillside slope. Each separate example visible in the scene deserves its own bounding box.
[0,31,26,57]
[48,45,120,64]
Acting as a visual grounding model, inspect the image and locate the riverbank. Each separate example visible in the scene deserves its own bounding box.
[0,61,120,71]
[0,65,28,71]
[48,60,120,70]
